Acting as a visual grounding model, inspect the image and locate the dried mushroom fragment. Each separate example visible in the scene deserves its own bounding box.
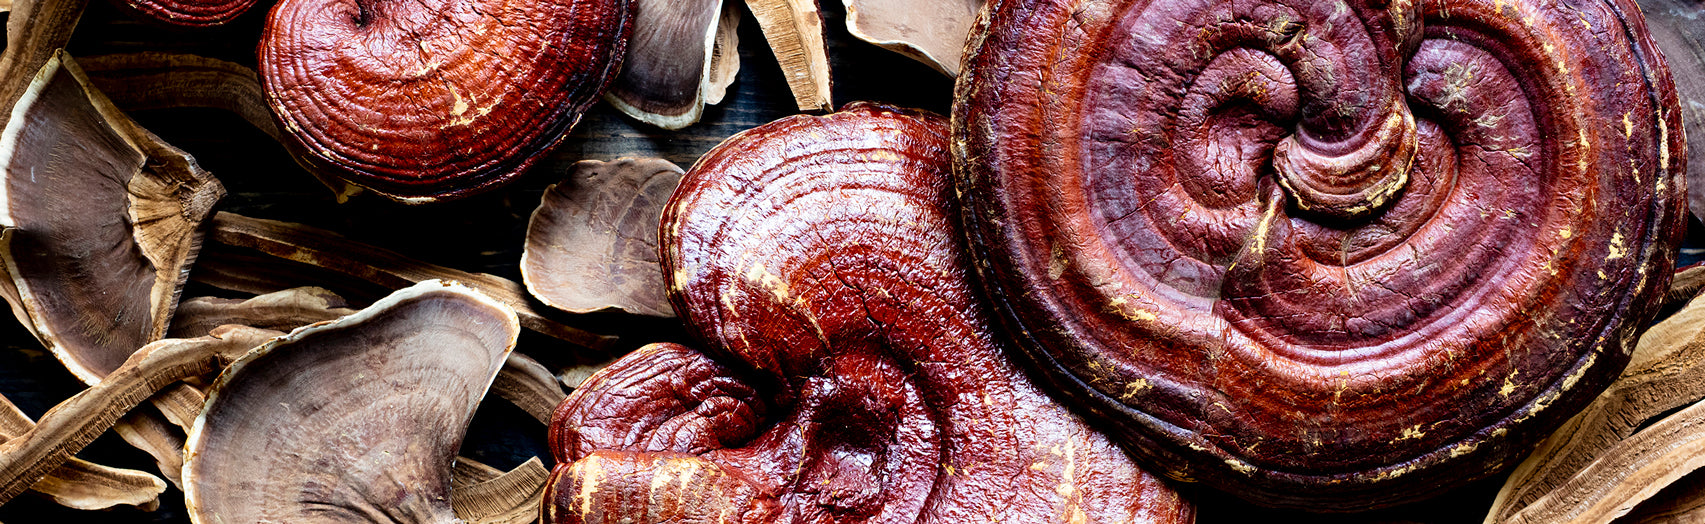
[844,0,983,76]
[167,287,354,339]
[955,0,1685,509]
[0,394,165,511]
[523,158,682,318]
[543,104,1193,524]
[79,52,279,142]
[743,0,831,111]
[608,0,740,129]
[0,51,224,384]
[258,0,633,203]
[451,457,550,524]
[184,281,520,524]
[1638,0,1705,223]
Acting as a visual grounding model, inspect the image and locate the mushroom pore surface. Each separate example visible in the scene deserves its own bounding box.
[542,103,1194,524]
[258,0,631,202]
[954,0,1687,509]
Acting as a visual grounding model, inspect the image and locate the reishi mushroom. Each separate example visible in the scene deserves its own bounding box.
[1636,0,1705,223]
[606,0,741,129]
[954,0,1686,509]
[257,0,633,202]
[522,157,683,318]
[541,103,1194,523]
[844,0,984,76]
[183,280,520,523]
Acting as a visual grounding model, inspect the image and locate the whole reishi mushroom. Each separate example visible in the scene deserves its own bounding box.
[257,0,632,203]
[954,0,1686,509]
[541,103,1194,524]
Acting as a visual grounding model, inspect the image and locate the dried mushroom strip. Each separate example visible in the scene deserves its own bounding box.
[523,157,683,318]
[1636,0,1705,223]
[450,457,550,524]
[207,211,615,351]
[79,52,279,142]
[1487,294,1705,523]
[167,287,355,340]
[258,0,633,203]
[743,0,831,111]
[844,0,984,76]
[184,281,520,524]
[0,51,225,384]
[544,104,1193,523]
[0,394,165,511]
[608,0,740,129]
[955,0,1685,508]
[0,325,277,505]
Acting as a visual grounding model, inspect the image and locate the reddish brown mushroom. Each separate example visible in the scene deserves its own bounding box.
[257,0,632,203]
[542,103,1193,523]
[955,0,1686,509]
[111,0,257,27]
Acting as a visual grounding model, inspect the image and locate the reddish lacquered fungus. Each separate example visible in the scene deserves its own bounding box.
[955,0,1686,509]
[113,0,257,27]
[542,103,1193,523]
[257,0,632,203]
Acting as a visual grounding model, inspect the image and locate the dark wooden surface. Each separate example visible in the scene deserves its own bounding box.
[1,0,1700,522]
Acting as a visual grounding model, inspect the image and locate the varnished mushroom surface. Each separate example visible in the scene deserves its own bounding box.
[543,103,1193,524]
[954,0,1686,509]
[258,0,631,202]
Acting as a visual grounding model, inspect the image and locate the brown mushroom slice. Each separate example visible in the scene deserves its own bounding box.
[743,0,831,111]
[0,395,166,511]
[206,211,615,351]
[607,0,728,129]
[451,457,550,524]
[258,0,633,203]
[0,51,225,384]
[522,158,682,318]
[704,3,741,106]
[78,52,279,142]
[183,280,519,524]
[168,287,354,339]
[844,0,983,76]
[0,0,85,119]
[1638,0,1705,223]
[111,0,256,27]
[112,409,187,488]
[0,325,277,504]
[1487,293,1705,522]
[492,352,567,425]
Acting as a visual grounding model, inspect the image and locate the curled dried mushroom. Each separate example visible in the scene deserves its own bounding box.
[522,157,683,318]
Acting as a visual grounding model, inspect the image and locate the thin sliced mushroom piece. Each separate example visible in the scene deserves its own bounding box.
[522,158,682,318]
[207,211,616,351]
[111,409,185,488]
[451,457,550,524]
[844,0,983,76]
[1498,396,1705,523]
[704,3,741,106]
[184,280,520,523]
[493,352,568,425]
[77,52,278,141]
[0,325,277,504]
[0,50,225,384]
[1488,294,1705,523]
[0,0,86,121]
[1668,264,1705,311]
[452,456,507,488]
[0,394,166,510]
[168,287,354,340]
[743,0,830,111]
[607,0,730,129]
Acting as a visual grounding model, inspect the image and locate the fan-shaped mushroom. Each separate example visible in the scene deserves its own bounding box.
[523,157,682,318]
[257,0,633,203]
[184,280,520,523]
[844,0,983,76]
[607,0,741,129]
[954,0,1685,509]
[543,103,1193,523]
[0,50,224,384]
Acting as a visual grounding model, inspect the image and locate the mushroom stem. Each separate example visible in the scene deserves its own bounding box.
[206,212,616,352]
[493,353,567,425]
[743,0,831,111]
[0,326,275,504]
[0,395,166,510]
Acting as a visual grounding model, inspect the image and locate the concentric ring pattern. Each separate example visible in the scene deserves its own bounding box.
[954,0,1686,508]
[258,0,630,201]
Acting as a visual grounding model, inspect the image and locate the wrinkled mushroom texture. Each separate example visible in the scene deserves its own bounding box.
[184,281,519,524]
[954,0,1686,509]
[258,0,632,203]
[543,104,1194,524]
[523,157,682,318]
[606,0,727,129]
[114,0,258,27]
[844,0,984,76]
[0,51,223,384]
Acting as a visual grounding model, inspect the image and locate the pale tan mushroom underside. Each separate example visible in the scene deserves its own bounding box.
[845,0,984,76]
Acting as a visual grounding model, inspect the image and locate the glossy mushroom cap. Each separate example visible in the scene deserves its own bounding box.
[0,51,224,384]
[183,280,520,523]
[542,103,1194,524]
[258,0,632,203]
[113,0,258,27]
[954,0,1686,509]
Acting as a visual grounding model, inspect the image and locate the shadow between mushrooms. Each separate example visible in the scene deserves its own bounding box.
[184,280,520,523]
[0,50,224,384]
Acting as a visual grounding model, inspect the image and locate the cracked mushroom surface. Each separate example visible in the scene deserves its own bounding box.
[542,103,1193,524]
[0,51,224,384]
[183,280,519,523]
[954,0,1686,509]
[258,0,632,203]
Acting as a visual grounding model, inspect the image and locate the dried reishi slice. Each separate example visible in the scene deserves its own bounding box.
[257,0,632,203]
[844,0,984,76]
[606,0,739,129]
[542,104,1193,523]
[184,280,520,523]
[955,0,1686,509]
[522,157,682,318]
[1637,0,1705,223]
